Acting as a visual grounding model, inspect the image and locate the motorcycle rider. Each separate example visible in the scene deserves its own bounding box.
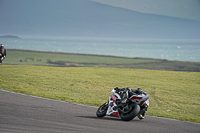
[97,87,149,120]
[0,44,7,64]
[114,87,148,119]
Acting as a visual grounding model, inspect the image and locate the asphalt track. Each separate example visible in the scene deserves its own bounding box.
[0,89,199,133]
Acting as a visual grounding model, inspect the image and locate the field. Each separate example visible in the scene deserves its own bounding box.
[1,49,200,123]
[4,49,200,71]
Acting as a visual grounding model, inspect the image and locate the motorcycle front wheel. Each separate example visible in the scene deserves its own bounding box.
[120,104,140,121]
[96,102,108,117]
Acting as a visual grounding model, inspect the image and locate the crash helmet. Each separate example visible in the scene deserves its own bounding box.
[136,88,143,94]
[0,44,3,51]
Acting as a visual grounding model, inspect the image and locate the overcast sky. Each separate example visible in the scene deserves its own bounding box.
[91,0,200,21]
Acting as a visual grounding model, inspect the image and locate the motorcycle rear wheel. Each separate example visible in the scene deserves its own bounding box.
[96,102,108,117]
[120,105,140,121]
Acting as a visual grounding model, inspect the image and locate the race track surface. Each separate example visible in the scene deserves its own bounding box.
[0,89,199,133]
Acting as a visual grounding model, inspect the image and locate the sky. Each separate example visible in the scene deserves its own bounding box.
[91,0,200,21]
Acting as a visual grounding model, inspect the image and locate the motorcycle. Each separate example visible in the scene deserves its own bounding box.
[0,44,6,65]
[96,87,149,121]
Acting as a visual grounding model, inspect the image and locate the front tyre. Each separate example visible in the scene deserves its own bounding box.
[96,102,108,117]
[120,105,140,121]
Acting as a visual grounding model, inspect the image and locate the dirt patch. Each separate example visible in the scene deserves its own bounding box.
[65,62,84,67]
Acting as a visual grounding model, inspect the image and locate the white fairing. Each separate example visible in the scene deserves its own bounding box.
[0,57,3,61]
[145,98,150,106]
[106,89,121,116]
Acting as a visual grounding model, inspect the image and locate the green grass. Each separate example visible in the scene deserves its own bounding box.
[0,65,200,123]
[5,49,157,65]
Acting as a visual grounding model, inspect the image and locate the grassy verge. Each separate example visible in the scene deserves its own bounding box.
[0,65,199,123]
[4,49,200,71]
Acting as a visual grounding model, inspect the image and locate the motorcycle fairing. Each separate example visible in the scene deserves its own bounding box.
[106,91,121,117]
[129,94,149,106]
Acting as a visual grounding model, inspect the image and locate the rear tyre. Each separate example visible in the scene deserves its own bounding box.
[96,102,108,117]
[120,105,140,121]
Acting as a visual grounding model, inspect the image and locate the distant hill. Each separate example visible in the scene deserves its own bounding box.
[0,0,200,40]
[0,35,21,39]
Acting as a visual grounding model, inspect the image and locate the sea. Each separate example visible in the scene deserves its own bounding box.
[0,37,200,62]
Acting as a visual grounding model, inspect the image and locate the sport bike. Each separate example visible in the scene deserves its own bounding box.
[96,87,149,121]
